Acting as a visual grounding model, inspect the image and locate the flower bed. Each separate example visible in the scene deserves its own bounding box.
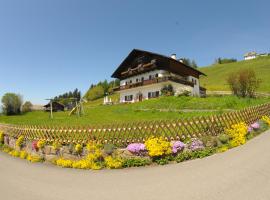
[0,116,270,170]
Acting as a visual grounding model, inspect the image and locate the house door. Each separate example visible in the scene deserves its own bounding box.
[138,93,143,101]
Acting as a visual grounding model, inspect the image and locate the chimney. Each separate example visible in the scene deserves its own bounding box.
[171,54,176,60]
[179,59,184,63]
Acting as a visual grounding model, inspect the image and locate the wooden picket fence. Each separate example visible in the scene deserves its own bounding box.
[1,103,270,146]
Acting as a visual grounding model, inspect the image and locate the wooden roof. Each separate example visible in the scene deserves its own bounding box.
[111,49,206,79]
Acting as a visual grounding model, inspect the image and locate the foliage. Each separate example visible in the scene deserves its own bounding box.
[52,141,62,151]
[227,69,260,98]
[104,156,123,169]
[16,136,24,148]
[153,155,174,165]
[126,143,145,155]
[74,144,83,155]
[161,84,174,96]
[19,151,28,159]
[179,58,198,68]
[175,151,193,163]
[217,145,229,153]
[225,122,248,147]
[53,88,81,107]
[214,57,237,64]
[37,140,46,149]
[1,93,23,115]
[218,134,230,144]
[122,157,151,168]
[22,101,33,113]
[189,139,204,151]
[26,154,44,163]
[84,79,120,101]
[0,131,4,144]
[145,137,172,157]
[103,144,116,155]
[262,116,270,126]
[84,85,105,101]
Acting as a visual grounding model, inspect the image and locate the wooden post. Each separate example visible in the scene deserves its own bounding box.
[50,100,53,119]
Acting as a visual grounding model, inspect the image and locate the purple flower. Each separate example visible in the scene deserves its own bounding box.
[172,141,185,153]
[189,139,204,151]
[248,126,253,133]
[127,143,145,154]
[251,122,260,130]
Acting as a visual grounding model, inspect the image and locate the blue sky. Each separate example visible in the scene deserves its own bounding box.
[0,0,269,104]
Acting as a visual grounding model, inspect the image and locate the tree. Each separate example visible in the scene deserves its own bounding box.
[215,57,237,65]
[191,60,198,68]
[1,93,23,115]
[84,85,105,101]
[22,101,33,113]
[227,69,260,98]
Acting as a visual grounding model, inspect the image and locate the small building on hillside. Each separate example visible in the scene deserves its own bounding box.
[44,101,65,112]
[111,49,206,103]
[244,52,257,60]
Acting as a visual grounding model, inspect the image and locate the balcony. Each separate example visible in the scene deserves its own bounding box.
[114,76,194,91]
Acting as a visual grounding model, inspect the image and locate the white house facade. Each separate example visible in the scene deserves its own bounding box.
[244,52,257,60]
[112,49,206,103]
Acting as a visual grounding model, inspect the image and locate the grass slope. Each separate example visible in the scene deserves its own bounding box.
[200,56,270,92]
[0,96,269,126]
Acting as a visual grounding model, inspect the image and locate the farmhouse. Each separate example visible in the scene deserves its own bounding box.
[112,49,206,103]
[244,52,257,60]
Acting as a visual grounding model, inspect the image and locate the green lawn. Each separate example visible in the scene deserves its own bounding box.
[0,96,269,127]
[200,56,270,92]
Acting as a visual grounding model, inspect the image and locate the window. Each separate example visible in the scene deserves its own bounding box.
[136,78,139,83]
[125,95,133,102]
[149,75,152,80]
[148,91,159,99]
[130,80,132,84]
[155,73,158,78]
[141,77,144,82]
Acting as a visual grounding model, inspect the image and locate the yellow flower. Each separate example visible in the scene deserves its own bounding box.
[226,122,248,147]
[145,137,172,157]
[105,156,123,169]
[37,140,46,149]
[16,136,24,148]
[262,115,270,126]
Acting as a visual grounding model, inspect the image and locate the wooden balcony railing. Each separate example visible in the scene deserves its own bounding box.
[114,76,194,91]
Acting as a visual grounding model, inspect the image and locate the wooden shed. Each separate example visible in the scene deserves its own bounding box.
[44,101,65,112]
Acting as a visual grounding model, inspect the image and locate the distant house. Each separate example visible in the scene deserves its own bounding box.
[111,49,206,103]
[244,52,257,60]
[44,102,65,112]
[244,51,269,60]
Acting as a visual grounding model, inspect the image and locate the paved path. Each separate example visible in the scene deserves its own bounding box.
[1,131,270,200]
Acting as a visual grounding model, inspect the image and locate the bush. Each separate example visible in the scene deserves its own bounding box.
[0,132,4,144]
[103,144,116,155]
[175,151,192,163]
[218,134,230,144]
[52,141,62,151]
[171,141,185,153]
[1,93,23,115]
[262,116,270,126]
[123,157,151,167]
[227,69,260,98]
[189,139,204,151]
[37,140,46,149]
[84,85,105,101]
[105,156,123,169]
[16,136,24,148]
[145,137,172,157]
[74,144,83,155]
[22,101,33,113]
